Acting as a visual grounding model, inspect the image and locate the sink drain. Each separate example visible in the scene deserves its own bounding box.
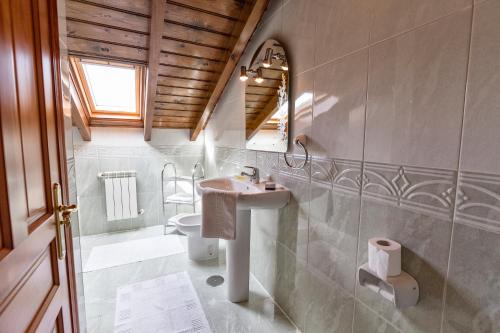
[206,275,224,287]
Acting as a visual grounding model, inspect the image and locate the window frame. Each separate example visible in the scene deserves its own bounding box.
[69,57,145,126]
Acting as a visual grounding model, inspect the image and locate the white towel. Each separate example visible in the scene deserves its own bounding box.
[201,188,239,240]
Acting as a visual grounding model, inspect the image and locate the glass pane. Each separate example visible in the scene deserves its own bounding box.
[82,63,136,113]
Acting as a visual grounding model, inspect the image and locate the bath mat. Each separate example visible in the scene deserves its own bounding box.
[84,236,185,272]
[114,272,212,333]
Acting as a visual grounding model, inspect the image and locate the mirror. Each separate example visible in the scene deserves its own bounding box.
[243,39,289,152]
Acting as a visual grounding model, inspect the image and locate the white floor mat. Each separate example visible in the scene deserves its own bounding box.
[114,272,212,333]
[84,236,185,272]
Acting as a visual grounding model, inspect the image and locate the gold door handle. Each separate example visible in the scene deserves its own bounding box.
[53,184,78,259]
[60,204,78,226]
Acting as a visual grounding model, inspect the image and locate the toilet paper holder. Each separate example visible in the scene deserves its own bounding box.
[358,263,419,308]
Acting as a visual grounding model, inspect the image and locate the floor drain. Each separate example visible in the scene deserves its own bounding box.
[206,275,224,287]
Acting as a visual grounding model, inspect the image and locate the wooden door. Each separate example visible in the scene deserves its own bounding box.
[0,0,78,332]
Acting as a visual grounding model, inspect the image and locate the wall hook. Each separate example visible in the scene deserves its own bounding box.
[283,134,308,169]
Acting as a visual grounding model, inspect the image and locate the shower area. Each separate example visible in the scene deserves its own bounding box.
[72,127,207,331]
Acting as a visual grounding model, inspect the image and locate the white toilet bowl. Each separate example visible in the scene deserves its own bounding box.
[171,213,218,261]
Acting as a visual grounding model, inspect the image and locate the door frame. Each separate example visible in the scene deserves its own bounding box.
[48,0,81,330]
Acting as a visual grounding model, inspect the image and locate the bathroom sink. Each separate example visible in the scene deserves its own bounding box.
[196,177,290,210]
[196,176,290,303]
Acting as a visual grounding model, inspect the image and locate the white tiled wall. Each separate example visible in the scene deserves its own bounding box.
[204,1,500,332]
[73,127,204,236]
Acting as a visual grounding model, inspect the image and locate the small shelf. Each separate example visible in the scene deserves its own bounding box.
[161,161,205,235]
[164,193,200,205]
[165,175,204,182]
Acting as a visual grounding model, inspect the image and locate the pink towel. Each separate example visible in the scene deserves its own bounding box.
[201,188,239,240]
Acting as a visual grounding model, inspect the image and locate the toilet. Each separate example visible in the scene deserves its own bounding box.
[169,213,219,261]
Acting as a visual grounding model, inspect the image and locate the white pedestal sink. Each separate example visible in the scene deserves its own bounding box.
[196,177,290,302]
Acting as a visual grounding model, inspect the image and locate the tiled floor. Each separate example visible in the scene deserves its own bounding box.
[79,226,298,333]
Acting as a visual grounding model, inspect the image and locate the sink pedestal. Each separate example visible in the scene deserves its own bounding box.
[196,177,290,303]
[226,209,251,302]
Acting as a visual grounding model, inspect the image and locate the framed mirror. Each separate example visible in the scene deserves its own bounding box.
[242,39,289,152]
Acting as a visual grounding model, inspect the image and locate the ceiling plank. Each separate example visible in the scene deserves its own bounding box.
[159,52,222,71]
[155,102,204,111]
[165,3,236,34]
[154,110,202,117]
[144,0,166,140]
[65,1,149,33]
[153,121,195,128]
[66,20,148,49]
[156,85,210,97]
[157,77,214,90]
[246,85,277,95]
[161,38,227,62]
[154,115,199,122]
[167,0,248,19]
[158,65,218,81]
[190,0,270,141]
[67,37,148,64]
[83,0,151,16]
[155,94,206,104]
[163,22,229,48]
[246,95,277,140]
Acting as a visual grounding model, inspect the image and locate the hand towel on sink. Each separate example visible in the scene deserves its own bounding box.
[201,188,239,240]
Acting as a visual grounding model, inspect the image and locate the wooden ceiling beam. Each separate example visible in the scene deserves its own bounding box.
[144,0,166,141]
[190,0,270,141]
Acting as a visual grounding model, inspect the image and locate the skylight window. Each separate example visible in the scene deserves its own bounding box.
[69,57,145,125]
[82,63,136,113]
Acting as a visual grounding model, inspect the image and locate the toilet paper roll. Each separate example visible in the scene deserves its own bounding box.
[368,238,401,280]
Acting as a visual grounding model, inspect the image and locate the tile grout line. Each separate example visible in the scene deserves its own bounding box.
[350,40,372,333]
[250,273,302,332]
[294,4,474,78]
[438,2,476,332]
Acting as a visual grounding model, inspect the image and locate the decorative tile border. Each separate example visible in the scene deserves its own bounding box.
[455,171,500,233]
[362,162,457,221]
[311,157,362,196]
[278,154,310,181]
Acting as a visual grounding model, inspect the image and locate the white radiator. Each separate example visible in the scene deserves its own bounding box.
[100,171,139,221]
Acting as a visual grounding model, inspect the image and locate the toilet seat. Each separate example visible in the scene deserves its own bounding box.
[170,213,218,261]
[173,213,201,237]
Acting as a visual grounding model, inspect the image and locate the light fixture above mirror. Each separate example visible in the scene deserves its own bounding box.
[239,66,265,84]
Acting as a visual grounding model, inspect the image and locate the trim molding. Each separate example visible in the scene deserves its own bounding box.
[362,162,456,221]
[456,171,500,233]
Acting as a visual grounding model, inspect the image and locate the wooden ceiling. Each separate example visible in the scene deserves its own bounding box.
[65,0,269,140]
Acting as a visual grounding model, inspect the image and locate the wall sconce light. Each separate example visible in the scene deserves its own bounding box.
[240,66,248,81]
[263,48,273,68]
[240,66,264,84]
[280,59,289,71]
[254,68,264,84]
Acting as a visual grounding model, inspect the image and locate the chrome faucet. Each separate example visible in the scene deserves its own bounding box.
[241,166,260,184]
